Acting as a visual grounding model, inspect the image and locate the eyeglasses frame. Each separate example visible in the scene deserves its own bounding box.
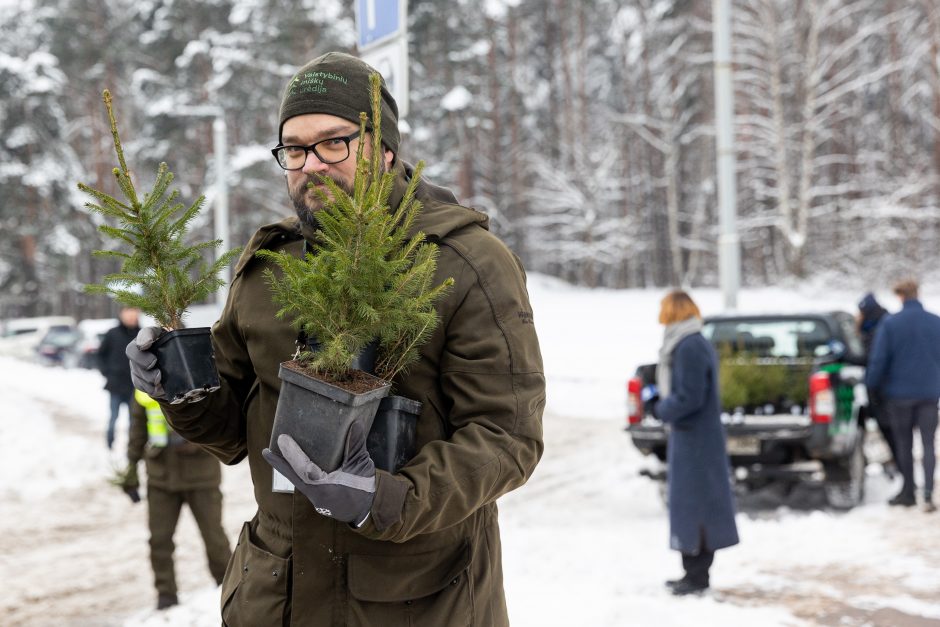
[271,129,362,170]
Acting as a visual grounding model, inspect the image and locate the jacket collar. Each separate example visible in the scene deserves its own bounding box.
[388,160,489,240]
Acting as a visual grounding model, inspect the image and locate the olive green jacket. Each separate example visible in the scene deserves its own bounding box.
[161,161,545,626]
[128,397,222,492]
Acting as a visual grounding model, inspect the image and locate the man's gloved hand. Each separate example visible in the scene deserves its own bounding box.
[641,384,659,404]
[126,327,166,400]
[117,463,141,503]
[262,422,376,527]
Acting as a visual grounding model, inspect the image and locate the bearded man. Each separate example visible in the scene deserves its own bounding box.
[127,52,545,626]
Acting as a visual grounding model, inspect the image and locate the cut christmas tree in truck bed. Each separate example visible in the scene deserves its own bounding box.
[78,90,241,404]
[258,74,453,473]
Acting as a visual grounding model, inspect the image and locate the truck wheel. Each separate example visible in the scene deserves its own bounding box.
[823,437,866,510]
[653,446,667,463]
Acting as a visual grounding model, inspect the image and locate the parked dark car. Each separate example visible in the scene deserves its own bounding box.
[626,311,869,509]
[35,326,82,367]
[0,316,77,361]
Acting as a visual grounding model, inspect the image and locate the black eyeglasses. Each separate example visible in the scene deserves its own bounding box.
[271,130,361,170]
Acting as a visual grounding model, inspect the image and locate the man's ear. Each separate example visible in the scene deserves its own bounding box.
[384,148,394,171]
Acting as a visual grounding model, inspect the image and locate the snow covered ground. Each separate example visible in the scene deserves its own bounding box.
[2,275,939,626]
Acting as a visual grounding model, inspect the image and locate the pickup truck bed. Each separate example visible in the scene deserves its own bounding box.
[626,312,868,509]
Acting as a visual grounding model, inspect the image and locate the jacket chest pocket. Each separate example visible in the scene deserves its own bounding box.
[222,521,292,627]
[346,541,473,627]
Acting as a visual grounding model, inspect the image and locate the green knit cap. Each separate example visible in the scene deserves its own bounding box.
[278,52,400,156]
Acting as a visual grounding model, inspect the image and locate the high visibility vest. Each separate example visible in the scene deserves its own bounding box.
[134,389,169,447]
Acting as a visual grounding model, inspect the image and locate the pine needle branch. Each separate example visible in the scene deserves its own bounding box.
[79,89,241,329]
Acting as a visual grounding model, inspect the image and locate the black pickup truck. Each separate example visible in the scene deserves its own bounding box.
[626,312,869,509]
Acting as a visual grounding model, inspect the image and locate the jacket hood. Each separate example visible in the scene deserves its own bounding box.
[388,160,489,241]
[234,161,487,276]
[858,292,885,317]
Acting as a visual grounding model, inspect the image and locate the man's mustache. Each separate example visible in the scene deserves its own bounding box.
[304,177,355,198]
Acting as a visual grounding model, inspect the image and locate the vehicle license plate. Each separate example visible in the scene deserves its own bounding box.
[726,435,760,455]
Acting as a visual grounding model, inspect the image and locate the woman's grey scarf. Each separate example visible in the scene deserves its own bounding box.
[656,317,703,398]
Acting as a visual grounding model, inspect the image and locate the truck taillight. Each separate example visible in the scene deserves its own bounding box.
[809,371,834,424]
[627,377,643,425]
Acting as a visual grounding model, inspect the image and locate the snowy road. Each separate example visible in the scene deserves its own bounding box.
[3,375,939,626]
[4,280,940,625]
[0,389,256,626]
[503,410,940,627]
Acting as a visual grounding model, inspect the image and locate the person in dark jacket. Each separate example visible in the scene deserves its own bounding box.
[865,279,940,512]
[125,52,544,626]
[857,292,888,355]
[97,306,140,449]
[856,292,897,471]
[643,290,739,595]
[118,391,232,610]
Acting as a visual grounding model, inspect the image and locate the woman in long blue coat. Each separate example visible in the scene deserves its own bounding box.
[646,291,739,595]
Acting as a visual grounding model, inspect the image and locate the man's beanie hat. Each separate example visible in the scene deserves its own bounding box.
[278,52,400,156]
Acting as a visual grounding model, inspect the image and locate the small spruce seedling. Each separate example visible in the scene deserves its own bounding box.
[78,90,241,330]
[258,74,453,383]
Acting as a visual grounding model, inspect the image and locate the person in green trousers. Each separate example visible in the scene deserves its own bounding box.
[118,390,232,610]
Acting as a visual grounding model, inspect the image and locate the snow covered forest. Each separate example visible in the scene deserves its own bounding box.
[2,0,940,320]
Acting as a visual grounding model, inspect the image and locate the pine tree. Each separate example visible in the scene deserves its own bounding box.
[258,74,453,382]
[78,90,241,330]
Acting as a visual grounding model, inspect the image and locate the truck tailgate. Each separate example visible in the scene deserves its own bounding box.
[725,413,813,455]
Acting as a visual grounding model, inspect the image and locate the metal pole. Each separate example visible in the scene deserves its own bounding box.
[213,116,230,305]
[398,0,410,120]
[713,0,740,310]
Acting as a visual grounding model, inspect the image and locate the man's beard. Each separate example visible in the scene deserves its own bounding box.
[287,174,355,228]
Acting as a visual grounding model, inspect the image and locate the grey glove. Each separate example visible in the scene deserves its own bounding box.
[262,422,376,526]
[126,326,166,400]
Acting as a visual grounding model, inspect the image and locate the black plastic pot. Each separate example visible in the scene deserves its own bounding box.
[151,327,220,404]
[367,395,421,473]
[271,363,391,473]
[302,336,379,374]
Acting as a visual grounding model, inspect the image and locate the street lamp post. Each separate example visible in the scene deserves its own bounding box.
[713,0,740,310]
[162,104,231,306]
[212,115,230,305]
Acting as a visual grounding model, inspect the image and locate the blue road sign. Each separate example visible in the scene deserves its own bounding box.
[357,0,401,50]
